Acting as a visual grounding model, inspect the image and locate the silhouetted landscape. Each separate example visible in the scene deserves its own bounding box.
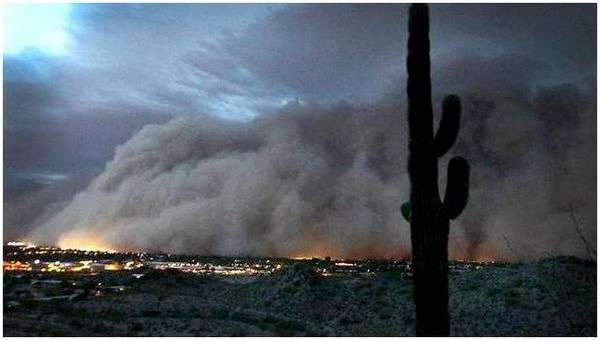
[3,243,596,336]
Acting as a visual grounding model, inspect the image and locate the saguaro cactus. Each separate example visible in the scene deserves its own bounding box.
[403,4,470,336]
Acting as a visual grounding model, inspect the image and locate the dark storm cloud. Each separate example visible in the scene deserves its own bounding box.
[5,4,596,259]
[3,51,172,234]
[222,4,408,102]
[4,51,172,172]
[67,3,285,119]
[200,4,595,103]
[430,4,596,75]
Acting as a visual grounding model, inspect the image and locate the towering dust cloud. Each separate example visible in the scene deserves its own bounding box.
[28,103,411,258]
[27,90,596,260]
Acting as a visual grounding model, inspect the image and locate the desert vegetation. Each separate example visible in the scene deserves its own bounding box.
[3,257,596,336]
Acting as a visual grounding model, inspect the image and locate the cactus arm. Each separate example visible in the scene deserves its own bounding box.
[401,202,412,222]
[407,3,434,144]
[432,95,461,157]
[443,156,470,219]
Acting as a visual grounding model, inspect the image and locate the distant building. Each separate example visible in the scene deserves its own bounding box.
[3,261,31,271]
[104,262,124,271]
[90,263,105,272]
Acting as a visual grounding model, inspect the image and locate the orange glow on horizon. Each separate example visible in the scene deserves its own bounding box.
[44,231,510,262]
[290,240,339,260]
[290,242,411,261]
[56,231,116,253]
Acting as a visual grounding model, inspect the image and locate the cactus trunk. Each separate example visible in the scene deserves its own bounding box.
[405,4,470,336]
